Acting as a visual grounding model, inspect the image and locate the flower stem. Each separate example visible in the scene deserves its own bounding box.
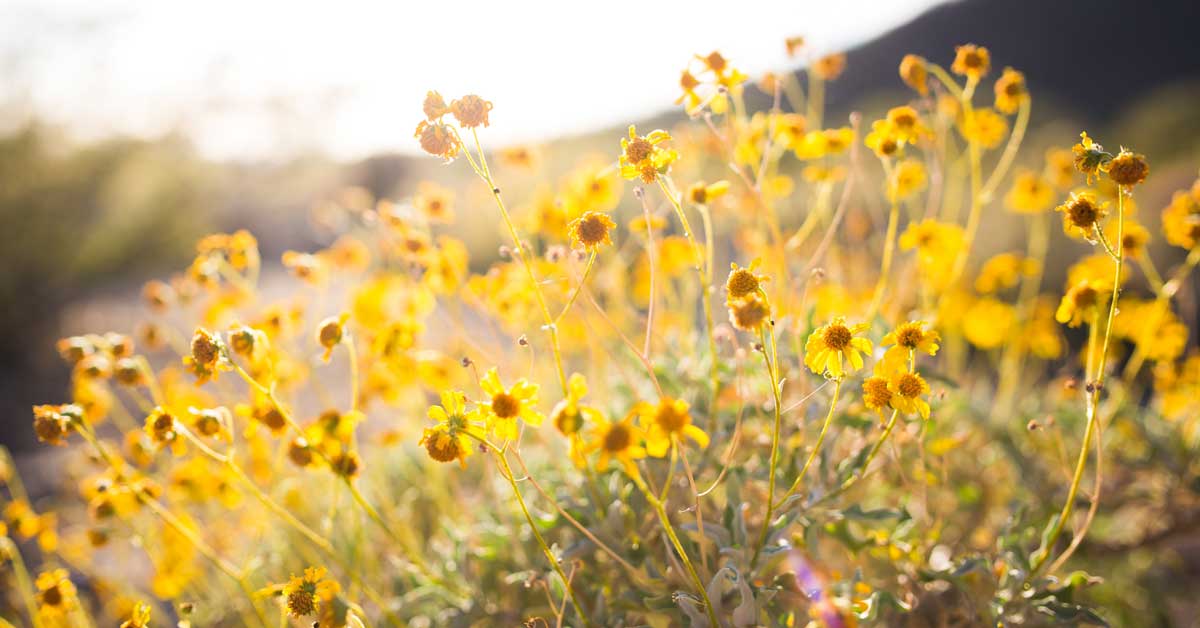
[495,451,590,627]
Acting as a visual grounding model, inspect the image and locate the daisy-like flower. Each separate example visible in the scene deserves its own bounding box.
[144,407,186,456]
[884,105,929,145]
[550,373,602,438]
[862,376,893,417]
[881,321,941,366]
[583,411,647,476]
[282,567,339,618]
[887,371,932,419]
[951,44,990,80]
[728,293,771,332]
[480,368,543,441]
[316,313,349,362]
[1005,170,1055,213]
[726,260,769,301]
[36,568,78,618]
[420,390,485,468]
[1055,279,1107,328]
[687,180,731,205]
[993,67,1027,114]
[638,397,709,457]
[804,317,873,378]
[1056,191,1109,240]
[568,211,616,252]
[618,125,679,183]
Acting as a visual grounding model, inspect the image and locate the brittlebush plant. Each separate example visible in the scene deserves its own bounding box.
[4,40,1199,628]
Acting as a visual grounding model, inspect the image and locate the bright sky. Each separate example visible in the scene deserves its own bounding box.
[0,0,942,161]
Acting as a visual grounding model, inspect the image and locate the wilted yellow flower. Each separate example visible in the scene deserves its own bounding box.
[32,404,79,446]
[316,313,350,362]
[804,317,873,378]
[568,211,616,252]
[414,120,462,162]
[1072,132,1113,184]
[1056,191,1109,240]
[450,94,493,128]
[1108,149,1149,187]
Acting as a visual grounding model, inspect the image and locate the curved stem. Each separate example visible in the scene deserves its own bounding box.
[866,194,901,320]
[774,379,845,512]
[495,451,590,627]
[751,324,786,568]
[556,251,596,323]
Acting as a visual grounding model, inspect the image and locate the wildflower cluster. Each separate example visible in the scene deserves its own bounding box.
[6,37,1200,628]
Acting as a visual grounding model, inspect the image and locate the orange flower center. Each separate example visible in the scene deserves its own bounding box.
[491,393,520,419]
[822,324,852,350]
[603,424,632,452]
[897,373,924,398]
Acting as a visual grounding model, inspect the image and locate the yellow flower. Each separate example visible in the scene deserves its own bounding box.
[811,53,847,80]
[1108,149,1150,187]
[1056,191,1109,240]
[1055,280,1107,328]
[1119,219,1151,258]
[639,397,709,457]
[568,211,616,252]
[583,411,647,476]
[885,106,929,145]
[726,259,769,301]
[1162,181,1200,250]
[804,317,873,378]
[865,119,902,159]
[959,107,1008,149]
[728,293,772,332]
[862,376,893,416]
[420,390,485,467]
[974,252,1039,294]
[316,313,350,362]
[480,368,543,441]
[951,44,991,80]
[887,371,932,419]
[962,297,1014,349]
[32,404,79,446]
[120,602,152,628]
[1020,297,1065,360]
[1067,253,1123,291]
[36,568,78,618]
[183,327,230,384]
[1045,147,1077,190]
[898,54,928,95]
[618,125,679,183]
[282,566,339,618]
[881,321,940,366]
[687,180,731,205]
[889,159,928,201]
[1072,132,1113,184]
[413,181,455,223]
[1005,170,1055,213]
[551,373,603,439]
[993,67,1027,114]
